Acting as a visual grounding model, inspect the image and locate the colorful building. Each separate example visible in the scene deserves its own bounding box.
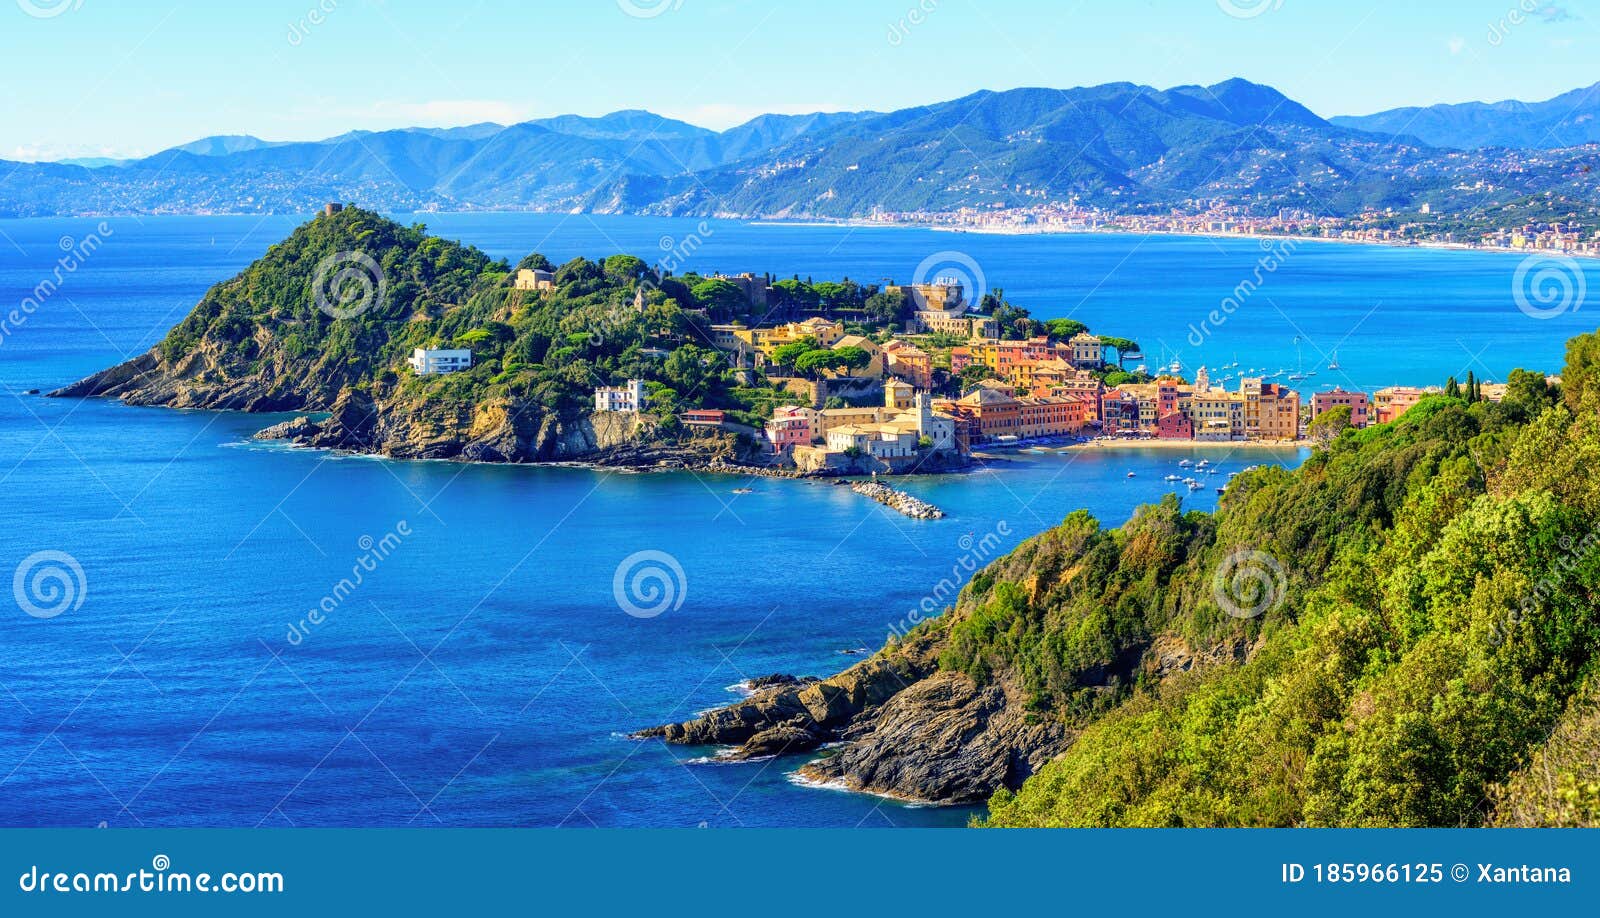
[1157,410,1193,439]
[1242,377,1300,441]
[1068,332,1104,368]
[883,339,934,388]
[764,405,817,451]
[1311,388,1370,427]
[1372,386,1439,424]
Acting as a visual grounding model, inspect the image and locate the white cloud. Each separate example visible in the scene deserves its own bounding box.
[653,102,850,130]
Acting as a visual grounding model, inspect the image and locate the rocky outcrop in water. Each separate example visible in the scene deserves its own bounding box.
[636,643,1069,804]
[797,672,1068,803]
[253,415,320,441]
[851,480,945,519]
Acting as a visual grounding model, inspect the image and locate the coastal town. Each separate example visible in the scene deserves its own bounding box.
[855,201,1600,258]
[396,269,1503,476]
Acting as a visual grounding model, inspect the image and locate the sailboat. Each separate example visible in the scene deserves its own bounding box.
[1287,336,1308,382]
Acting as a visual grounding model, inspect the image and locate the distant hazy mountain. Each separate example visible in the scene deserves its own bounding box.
[55,157,125,169]
[586,78,1432,217]
[4,78,1600,220]
[171,134,292,157]
[1331,82,1600,149]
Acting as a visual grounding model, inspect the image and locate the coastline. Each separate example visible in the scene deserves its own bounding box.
[735,215,1590,261]
[1058,438,1307,452]
[13,209,1581,262]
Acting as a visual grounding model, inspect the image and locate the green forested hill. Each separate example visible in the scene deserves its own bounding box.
[970,354,1600,826]
[62,207,814,429]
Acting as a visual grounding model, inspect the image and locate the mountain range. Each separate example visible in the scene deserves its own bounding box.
[4,79,1599,221]
[1331,81,1600,149]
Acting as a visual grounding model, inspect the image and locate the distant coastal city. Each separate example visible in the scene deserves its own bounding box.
[850,202,1600,257]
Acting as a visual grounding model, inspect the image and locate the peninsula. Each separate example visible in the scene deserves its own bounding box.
[53,206,1460,479]
[46,206,1146,475]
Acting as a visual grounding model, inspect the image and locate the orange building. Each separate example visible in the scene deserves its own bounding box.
[882,339,934,389]
[1372,386,1437,424]
[1015,393,1088,438]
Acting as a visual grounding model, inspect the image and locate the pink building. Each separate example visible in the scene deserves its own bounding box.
[1156,410,1193,440]
[764,405,815,451]
[1312,389,1370,427]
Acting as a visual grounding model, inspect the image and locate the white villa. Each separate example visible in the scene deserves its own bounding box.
[594,379,647,413]
[409,348,473,376]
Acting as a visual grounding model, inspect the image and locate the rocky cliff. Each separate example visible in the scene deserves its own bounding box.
[636,600,1079,804]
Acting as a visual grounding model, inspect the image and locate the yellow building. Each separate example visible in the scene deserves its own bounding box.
[831,335,888,377]
[514,268,556,291]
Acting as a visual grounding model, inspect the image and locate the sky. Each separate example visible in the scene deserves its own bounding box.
[2,0,1596,161]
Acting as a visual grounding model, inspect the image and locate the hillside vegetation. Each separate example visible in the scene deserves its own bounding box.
[962,353,1600,826]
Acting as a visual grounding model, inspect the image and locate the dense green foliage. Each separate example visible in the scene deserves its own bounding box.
[155,209,824,425]
[915,350,1600,827]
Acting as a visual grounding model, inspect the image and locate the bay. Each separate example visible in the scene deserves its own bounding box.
[0,212,1583,827]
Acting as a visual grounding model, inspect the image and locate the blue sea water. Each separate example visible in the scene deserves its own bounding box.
[0,213,1588,828]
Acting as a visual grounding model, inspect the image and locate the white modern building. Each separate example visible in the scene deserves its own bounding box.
[594,379,647,413]
[408,348,473,376]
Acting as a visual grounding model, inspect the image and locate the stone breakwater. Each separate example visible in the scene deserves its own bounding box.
[851,480,945,519]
